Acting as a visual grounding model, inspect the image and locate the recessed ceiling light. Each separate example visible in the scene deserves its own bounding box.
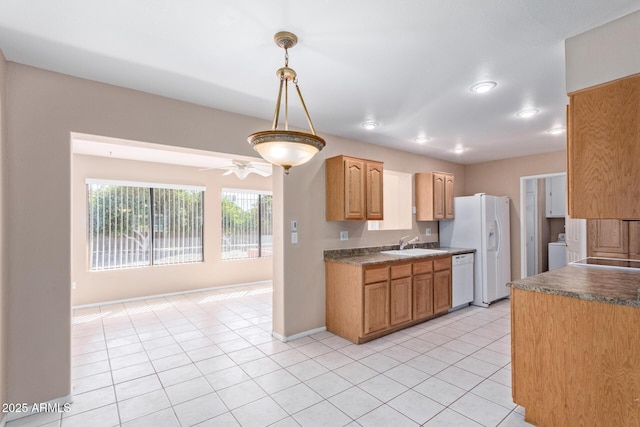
[516,109,539,118]
[361,121,379,130]
[453,146,467,154]
[470,81,497,94]
[546,127,566,135]
[414,136,431,143]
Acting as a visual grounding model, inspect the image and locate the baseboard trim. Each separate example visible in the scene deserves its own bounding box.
[72,280,273,309]
[272,326,327,343]
[5,393,73,422]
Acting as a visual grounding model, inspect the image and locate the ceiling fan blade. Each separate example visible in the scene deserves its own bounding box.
[249,167,272,177]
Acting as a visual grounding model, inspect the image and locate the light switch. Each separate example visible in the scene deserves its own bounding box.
[291,220,297,231]
[291,232,298,244]
[340,231,348,241]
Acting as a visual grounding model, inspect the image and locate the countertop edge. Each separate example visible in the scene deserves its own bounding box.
[324,247,475,265]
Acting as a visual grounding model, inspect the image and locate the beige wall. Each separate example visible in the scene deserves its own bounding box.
[0,50,8,420]
[465,150,567,280]
[72,153,272,306]
[4,61,466,403]
[566,10,640,93]
[5,62,268,404]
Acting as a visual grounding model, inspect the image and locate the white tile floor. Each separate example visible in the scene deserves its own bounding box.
[8,284,534,427]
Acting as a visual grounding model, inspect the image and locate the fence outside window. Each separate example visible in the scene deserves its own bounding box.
[221,189,272,260]
[87,180,204,270]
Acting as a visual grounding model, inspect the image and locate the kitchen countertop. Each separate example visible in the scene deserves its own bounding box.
[324,246,475,266]
[508,265,640,307]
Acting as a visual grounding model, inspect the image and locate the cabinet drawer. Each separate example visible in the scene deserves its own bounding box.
[364,266,389,284]
[433,257,451,271]
[413,260,432,275]
[390,263,412,279]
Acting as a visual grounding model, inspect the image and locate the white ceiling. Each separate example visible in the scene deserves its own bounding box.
[2,1,639,164]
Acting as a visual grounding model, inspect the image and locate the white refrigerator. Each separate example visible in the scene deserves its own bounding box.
[440,194,511,307]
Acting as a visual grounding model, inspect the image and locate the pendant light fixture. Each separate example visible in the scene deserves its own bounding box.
[248,31,326,175]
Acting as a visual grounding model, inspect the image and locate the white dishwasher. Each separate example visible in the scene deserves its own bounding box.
[450,253,474,311]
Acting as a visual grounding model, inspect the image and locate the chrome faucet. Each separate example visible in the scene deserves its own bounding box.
[399,235,420,250]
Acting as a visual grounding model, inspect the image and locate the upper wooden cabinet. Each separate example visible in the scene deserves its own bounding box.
[415,172,455,221]
[568,73,640,219]
[326,155,384,221]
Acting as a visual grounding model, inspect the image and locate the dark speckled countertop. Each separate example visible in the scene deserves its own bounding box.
[508,265,640,307]
[324,245,475,266]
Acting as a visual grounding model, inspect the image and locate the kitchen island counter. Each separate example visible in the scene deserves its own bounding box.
[509,265,640,427]
[508,264,640,307]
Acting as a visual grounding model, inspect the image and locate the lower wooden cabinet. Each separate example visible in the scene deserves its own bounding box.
[433,258,452,314]
[363,281,389,334]
[326,255,452,344]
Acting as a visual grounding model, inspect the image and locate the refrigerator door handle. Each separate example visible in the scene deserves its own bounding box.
[495,218,502,257]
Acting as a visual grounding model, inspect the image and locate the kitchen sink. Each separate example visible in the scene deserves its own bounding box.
[380,248,448,256]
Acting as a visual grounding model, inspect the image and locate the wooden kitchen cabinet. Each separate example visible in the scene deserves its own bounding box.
[567,73,640,219]
[587,219,640,259]
[326,255,452,343]
[415,171,455,221]
[326,155,384,221]
[433,257,452,314]
[363,281,389,334]
[413,260,434,320]
[390,263,412,325]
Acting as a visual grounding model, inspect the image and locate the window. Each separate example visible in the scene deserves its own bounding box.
[87,179,204,271]
[221,189,272,260]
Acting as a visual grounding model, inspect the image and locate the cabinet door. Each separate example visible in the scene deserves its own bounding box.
[444,174,455,219]
[344,159,366,220]
[433,269,451,314]
[587,219,629,258]
[363,281,389,334]
[366,162,384,220]
[433,173,445,220]
[413,273,433,320]
[390,277,412,326]
[546,175,566,218]
[568,75,640,219]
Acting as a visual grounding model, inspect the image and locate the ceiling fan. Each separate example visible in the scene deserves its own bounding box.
[202,159,272,179]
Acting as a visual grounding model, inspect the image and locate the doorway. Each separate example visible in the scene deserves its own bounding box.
[520,172,580,278]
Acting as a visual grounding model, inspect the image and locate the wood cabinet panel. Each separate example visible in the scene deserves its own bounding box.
[344,159,366,219]
[364,265,389,284]
[413,260,432,275]
[511,288,640,427]
[445,174,455,219]
[390,277,412,326]
[366,162,384,220]
[326,155,384,221]
[433,269,451,314]
[390,263,412,279]
[413,273,434,320]
[568,74,640,219]
[415,171,455,221]
[363,281,389,334]
[587,219,629,258]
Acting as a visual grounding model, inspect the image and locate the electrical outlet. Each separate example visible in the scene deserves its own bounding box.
[340,231,348,241]
[291,232,298,244]
[71,282,76,289]
[425,228,431,236]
